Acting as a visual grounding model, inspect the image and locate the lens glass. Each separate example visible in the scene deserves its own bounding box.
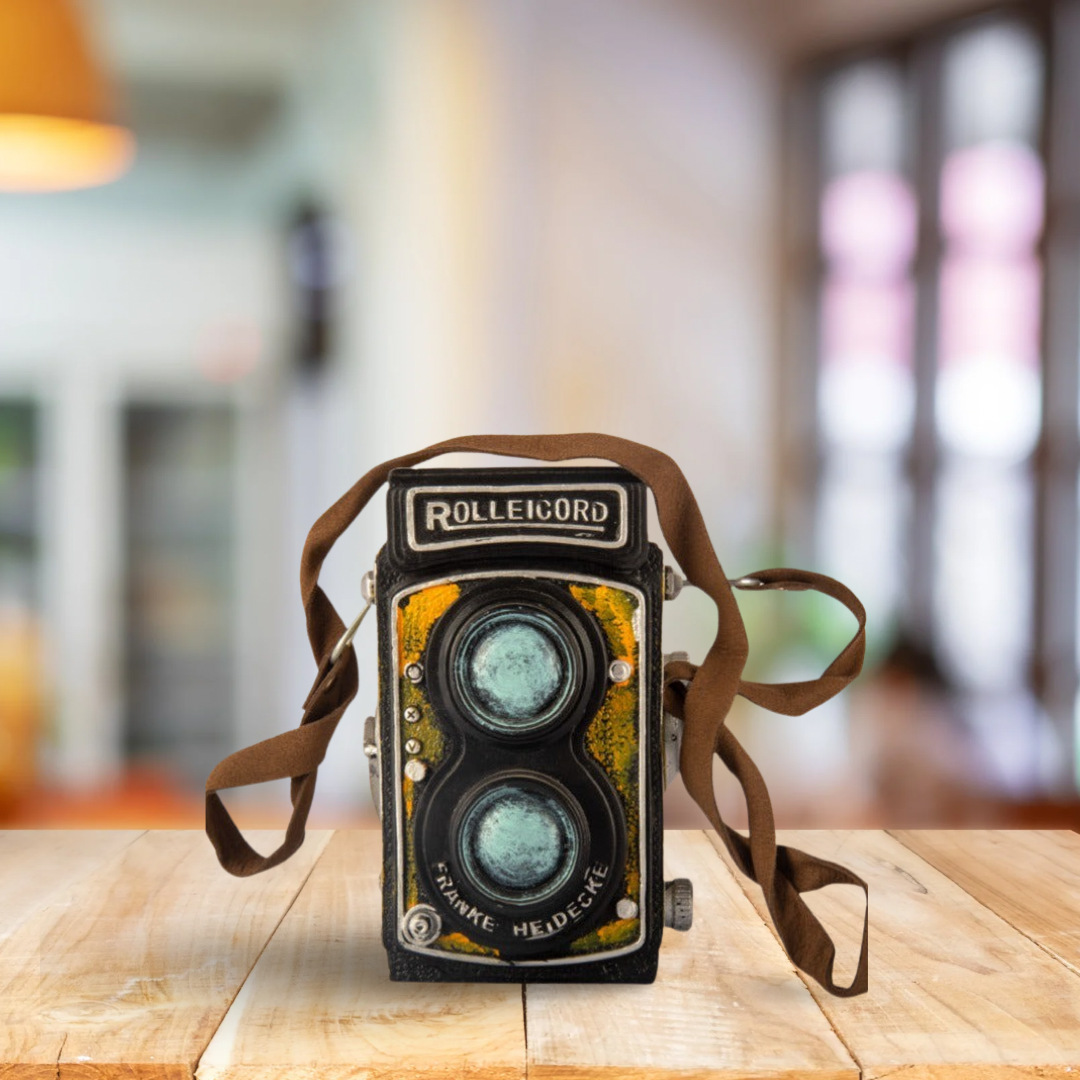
[459,782,580,905]
[454,608,576,734]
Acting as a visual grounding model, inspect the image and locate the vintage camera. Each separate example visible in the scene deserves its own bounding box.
[367,465,691,983]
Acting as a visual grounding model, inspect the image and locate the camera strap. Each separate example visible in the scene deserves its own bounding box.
[206,433,868,997]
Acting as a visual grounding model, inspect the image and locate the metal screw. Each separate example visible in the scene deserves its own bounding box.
[363,716,378,760]
[404,706,420,723]
[405,662,423,683]
[616,898,639,920]
[404,759,427,782]
[608,659,633,683]
[404,738,422,754]
[401,904,442,946]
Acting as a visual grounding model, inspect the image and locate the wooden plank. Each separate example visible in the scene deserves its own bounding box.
[0,829,331,1079]
[196,830,527,1080]
[0,831,145,1080]
[709,829,1080,1079]
[524,830,858,1080]
[890,830,1080,976]
[0,832,143,942]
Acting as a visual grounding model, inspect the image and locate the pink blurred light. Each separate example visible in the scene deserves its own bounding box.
[820,170,917,277]
[938,255,1041,369]
[940,142,1044,254]
[821,277,915,368]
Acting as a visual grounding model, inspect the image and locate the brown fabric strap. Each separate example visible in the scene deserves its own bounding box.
[205,433,868,996]
[666,566,869,997]
[734,568,866,716]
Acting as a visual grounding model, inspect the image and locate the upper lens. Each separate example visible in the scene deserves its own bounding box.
[453,608,576,735]
[458,780,582,906]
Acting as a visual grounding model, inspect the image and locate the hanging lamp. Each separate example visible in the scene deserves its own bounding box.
[0,0,134,193]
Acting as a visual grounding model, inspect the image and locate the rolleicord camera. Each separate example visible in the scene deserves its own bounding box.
[208,435,868,996]
[367,465,691,983]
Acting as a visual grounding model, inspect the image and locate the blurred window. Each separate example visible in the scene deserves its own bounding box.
[816,60,915,645]
[0,401,39,615]
[0,400,42,803]
[123,404,236,786]
[935,22,1044,689]
[801,9,1080,790]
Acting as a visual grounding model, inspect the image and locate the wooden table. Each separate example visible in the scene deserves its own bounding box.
[2,829,1078,1078]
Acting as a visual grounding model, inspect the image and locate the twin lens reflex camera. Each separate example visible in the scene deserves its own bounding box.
[365,465,692,983]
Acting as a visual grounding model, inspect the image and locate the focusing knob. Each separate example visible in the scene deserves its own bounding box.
[663,878,694,932]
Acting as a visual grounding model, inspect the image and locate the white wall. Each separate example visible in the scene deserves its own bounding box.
[304,0,782,814]
[0,198,286,785]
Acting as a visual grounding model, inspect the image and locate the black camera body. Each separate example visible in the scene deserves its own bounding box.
[373,465,668,983]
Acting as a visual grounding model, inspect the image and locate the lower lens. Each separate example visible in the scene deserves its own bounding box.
[454,607,577,735]
[458,780,582,906]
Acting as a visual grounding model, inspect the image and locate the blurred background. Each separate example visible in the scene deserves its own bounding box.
[1,0,1078,832]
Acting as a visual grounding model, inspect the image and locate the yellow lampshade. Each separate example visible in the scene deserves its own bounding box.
[0,0,134,192]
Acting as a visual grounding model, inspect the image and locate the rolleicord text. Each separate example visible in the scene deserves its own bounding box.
[426,496,609,531]
[406,483,627,551]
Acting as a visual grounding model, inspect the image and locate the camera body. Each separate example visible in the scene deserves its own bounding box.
[372,465,668,982]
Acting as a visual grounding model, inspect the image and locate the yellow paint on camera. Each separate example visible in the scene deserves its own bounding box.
[397,582,460,910]
[571,583,643,923]
[438,932,501,958]
[569,917,641,954]
[398,582,461,669]
[570,583,636,662]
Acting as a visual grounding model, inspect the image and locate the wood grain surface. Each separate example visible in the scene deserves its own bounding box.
[196,830,527,1080]
[709,829,1080,1079]
[3,830,1080,1079]
[890,829,1080,976]
[0,829,330,1080]
[524,830,858,1080]
[0,832,143,944]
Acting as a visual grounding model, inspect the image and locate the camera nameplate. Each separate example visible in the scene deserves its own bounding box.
[390,568,649,968]
[405,483,629,553]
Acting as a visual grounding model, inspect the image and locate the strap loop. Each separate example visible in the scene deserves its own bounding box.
[733,568,866,716]
[205,434,868,995]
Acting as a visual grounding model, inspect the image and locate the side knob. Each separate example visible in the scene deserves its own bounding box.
[663,566,686,600]
[363,714,382,819]
[663,878,694,931]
